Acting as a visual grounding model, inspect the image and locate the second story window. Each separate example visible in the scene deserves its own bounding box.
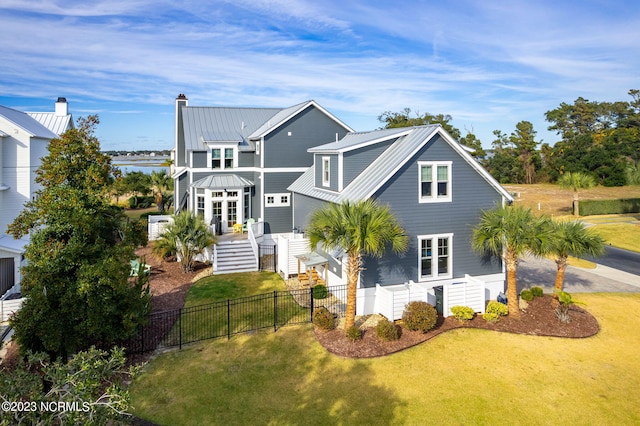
[211,147,235,169]
[418,161,451,202]
[322,156,330,187]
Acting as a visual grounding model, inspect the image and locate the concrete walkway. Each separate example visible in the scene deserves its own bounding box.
[517,255,640,294]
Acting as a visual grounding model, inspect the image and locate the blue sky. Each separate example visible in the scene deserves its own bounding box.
[1,0,639,151]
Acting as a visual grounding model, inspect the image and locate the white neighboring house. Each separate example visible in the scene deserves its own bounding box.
[0,98,73,301]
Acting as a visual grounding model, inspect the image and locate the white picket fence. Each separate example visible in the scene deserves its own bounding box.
[374,275,486,320]
[277,233,309,279]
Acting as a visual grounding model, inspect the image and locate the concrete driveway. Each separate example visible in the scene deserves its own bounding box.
[517,255,640,293]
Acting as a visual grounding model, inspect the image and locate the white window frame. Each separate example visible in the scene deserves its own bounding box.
[418,161,452,203]
[417,233,453,281]
[208,145,238,170]
[265,193,290,207]
[322,156,331,187]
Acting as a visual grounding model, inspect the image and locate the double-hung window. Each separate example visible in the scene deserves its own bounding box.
[196,188,205,217]
[418,161,451,202]
[211,147,235,169]
[418,234,452,280]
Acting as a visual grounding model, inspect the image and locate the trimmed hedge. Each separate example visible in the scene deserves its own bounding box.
[579,198,640,216]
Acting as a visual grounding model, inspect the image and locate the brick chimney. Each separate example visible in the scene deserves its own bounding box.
[55,97,68,116]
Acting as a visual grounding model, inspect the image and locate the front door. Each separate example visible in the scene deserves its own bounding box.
[210,190,242,233]
[227,200,237,229]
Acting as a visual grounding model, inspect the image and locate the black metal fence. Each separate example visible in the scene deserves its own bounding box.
[258,244,276,272]
[123,284,347,354]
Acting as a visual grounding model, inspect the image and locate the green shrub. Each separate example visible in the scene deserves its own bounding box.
[450,305,475,322]
[375,318,399,341]
[483,300,509,322]
[346,325,362,342]
[312,307,335,331]
[580,198,640,216]
[530,286,544,297]
[520,289,534,302]
[402,301,437,333]
[312,285,328,300]
[482,312,501,323]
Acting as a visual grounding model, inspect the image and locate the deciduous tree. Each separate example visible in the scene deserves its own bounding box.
[8,116,151,361]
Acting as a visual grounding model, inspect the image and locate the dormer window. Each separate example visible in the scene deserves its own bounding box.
[210,147,235,169]
[322,156,330,187]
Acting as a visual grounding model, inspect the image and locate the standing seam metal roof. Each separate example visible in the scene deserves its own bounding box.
[0,105,58,139]
[181,106,282,152]
[26,112,73,136]
[288,125,513,203]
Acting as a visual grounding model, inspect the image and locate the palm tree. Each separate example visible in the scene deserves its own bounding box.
[150,170,172,212]
[153,211,216,272]
[472,204,551,318]
[625,161,640,186]
[548,219,605,294]
[558,171,596,217]
[306,199,409,331]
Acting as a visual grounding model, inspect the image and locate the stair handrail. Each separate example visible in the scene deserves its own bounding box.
[212,243,218,274]
[247,221,259,269]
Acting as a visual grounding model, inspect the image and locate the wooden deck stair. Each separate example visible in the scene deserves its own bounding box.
[213,239,258,274]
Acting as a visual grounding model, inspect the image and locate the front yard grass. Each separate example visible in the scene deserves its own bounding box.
[589,223,640,253]
[130,293,640,425]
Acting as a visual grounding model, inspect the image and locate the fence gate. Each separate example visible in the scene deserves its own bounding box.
[258,244,277,272]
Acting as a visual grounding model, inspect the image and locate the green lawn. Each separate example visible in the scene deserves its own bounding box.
[184,272,287,307]
[589,223,640,252]
[130,293,640,425]
[170,272,308,345]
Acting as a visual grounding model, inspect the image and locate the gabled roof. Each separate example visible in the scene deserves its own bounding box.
[27,112,73,136]
[249,100,353,140]
[0,105,57,139]
[181,100,353,152]
[288,125,513,203]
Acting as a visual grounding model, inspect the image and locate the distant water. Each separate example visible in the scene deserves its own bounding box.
[112,156,170,175]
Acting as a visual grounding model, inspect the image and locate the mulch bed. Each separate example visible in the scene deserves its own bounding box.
[0,245,600,366]
[134,246,209,313]
[315,295,600,358]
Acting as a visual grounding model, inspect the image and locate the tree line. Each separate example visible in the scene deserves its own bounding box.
[379,89,640,186]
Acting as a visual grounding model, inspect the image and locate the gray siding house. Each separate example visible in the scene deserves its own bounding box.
[288,125,513,318]
[172,95,352,237]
